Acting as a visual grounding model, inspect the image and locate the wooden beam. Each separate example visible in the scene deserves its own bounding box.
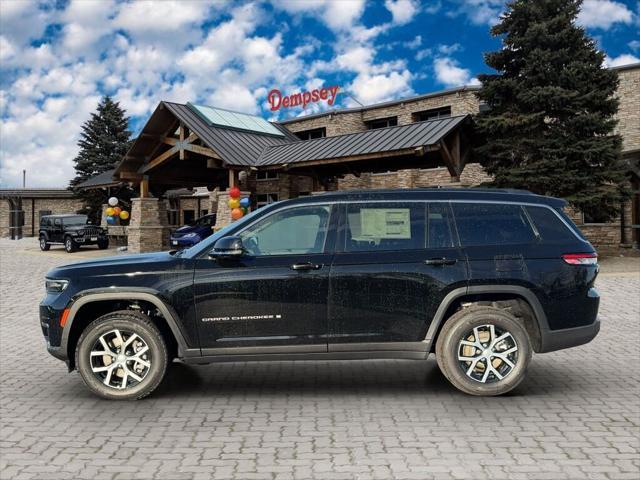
[179,123,186,160]
[140,175,149,198]
[439,140,459,178]
[140,145,179,173]
[183,143,222,159]
[228,170,238,188]
[161,137,179,146]
[185,132,198,144]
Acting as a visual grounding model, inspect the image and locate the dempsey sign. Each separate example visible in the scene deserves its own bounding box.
[268,86,340,111]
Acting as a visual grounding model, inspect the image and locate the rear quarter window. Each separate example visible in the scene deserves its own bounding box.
[452,203,535,246]
[526,206,582,243]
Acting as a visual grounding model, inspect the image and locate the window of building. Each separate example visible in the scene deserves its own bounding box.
[582,210,610,224]
[167,210,179,226]
[295,127,326,140]
[256,171,279,181]
[345,202,425,252]
[256,193,279,207]
[412,106,452,122]
[452,203,535,246]
[366,116,398,130]
[239,205,331,256]
[183,209,196,225]
[200,209,209,217]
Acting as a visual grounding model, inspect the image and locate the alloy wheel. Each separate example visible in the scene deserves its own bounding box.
[89,329,152,389]
[457,324,518,383]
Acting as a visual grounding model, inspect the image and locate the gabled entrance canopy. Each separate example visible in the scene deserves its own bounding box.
[115,101,299,195]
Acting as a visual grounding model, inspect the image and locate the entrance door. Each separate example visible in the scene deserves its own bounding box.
[194,203,337,353]
[328,201,468,351]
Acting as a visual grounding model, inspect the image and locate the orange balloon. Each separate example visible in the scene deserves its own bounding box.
[113,207,122,215]
[231,208,244,220]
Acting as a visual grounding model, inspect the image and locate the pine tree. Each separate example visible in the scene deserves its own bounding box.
[70,96,132,222]
[474,0,628,220]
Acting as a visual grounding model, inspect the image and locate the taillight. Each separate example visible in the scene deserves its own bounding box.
[562,253,598,265]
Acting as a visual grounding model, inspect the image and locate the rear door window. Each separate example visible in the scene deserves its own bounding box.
[427,203,455,248]
[344,202,425,252]
[452,203,535,246]
[526,206,582,243]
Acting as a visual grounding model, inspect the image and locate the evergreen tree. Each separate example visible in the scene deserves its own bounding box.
[474,0,628,220]
[70,96,132,222]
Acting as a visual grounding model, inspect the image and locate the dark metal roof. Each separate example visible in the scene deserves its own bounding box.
[0,188,76,199]
[257,115,469,166]
[75,169,120,189]
[161,102,300,167]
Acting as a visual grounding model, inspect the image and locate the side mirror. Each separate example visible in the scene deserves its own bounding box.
[209,236,244,259]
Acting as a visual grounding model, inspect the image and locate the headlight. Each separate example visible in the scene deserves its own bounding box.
[46,279,69,293]
[183,232,199,238]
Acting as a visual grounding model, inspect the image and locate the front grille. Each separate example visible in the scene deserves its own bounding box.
[80,226,103,236]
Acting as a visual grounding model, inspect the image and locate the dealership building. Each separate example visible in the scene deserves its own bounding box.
[1,63,638,253]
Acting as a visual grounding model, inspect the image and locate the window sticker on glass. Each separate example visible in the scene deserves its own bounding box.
[360,208,411,239]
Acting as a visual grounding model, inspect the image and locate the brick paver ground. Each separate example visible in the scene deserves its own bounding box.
[1,238,639,480]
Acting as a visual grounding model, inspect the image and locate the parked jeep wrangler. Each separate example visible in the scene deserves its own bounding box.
[40,189,600,400]
[39,214,109,253]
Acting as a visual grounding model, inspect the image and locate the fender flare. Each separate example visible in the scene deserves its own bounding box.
[61,289,198,360]
[423,285,549,351]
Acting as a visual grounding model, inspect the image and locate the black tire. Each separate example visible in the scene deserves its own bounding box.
[97,239,109,250]
[39,235,50,251]
[435,305,532,396]
[75,311,168,400]
[64,236,78,253]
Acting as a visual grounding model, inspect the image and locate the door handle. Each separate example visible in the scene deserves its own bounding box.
[291,262,322,271]
[424,257,457,266]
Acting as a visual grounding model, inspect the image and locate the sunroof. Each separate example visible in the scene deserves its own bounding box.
[187,103,284,137]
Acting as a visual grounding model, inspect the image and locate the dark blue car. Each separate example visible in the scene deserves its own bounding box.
[170,214,216,248]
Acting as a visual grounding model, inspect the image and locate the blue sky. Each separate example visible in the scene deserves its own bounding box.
[1,0,638,188]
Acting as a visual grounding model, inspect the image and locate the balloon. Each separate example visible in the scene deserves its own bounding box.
[105,207,115,216]
[119,210,129,220]
[108,197,118,206]
[228,198,240,209]
[106,216,117,225]
[239,197,250,208]
[113,207,122,215]
[229,187,241,199]
[231,208,244,220]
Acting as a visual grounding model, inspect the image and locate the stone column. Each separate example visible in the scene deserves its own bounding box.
[213,189,251,230]
[127,197,170,253]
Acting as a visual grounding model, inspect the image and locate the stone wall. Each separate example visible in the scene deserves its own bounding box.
[283,88,481,137]
[614,65,640,154]
[127,198,171,253]
[0,197,83,238]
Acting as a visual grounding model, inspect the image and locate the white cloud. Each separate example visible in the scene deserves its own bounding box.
[629,40,640,52]
[348,70,413,105]
[604,53,640,67]
[274,0,366,31]
[577,0,633,30]
[448,0,504,26]
[384,0,420,25]
[404,35,422,49]
[433,57,479,87]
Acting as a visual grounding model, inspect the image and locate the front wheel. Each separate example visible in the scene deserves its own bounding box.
[64,236,78,253]
[435,305,532,396]
[75,311,168,400]
[39,235,50,251]
[97,239,109,250]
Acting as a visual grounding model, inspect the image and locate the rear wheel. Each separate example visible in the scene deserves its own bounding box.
[436,306,532,396]
[64,236,78,253]
[75,311,168,400]
[39,235,50,251]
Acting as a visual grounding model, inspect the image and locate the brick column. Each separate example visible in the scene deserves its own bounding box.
[127,197,170,253]
[213,190,251,230]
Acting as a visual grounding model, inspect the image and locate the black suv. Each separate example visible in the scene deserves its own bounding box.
[40,189,600,399]
[39,214,109,253]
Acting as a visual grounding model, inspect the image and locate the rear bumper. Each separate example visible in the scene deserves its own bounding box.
[539,317,600,353]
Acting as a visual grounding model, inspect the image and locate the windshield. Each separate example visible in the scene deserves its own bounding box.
[62,215,88,226]
[177,207,265,258]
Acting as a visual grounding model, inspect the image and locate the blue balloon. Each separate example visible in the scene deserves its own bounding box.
[239,197,250,208]
[106,216,117,225]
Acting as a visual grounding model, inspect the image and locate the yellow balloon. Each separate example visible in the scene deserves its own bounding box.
[228,198,240,209]
[119,210,129,220]
[105,207,115,216]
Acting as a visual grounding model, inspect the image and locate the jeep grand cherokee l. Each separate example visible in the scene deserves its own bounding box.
[40,189,600,400]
